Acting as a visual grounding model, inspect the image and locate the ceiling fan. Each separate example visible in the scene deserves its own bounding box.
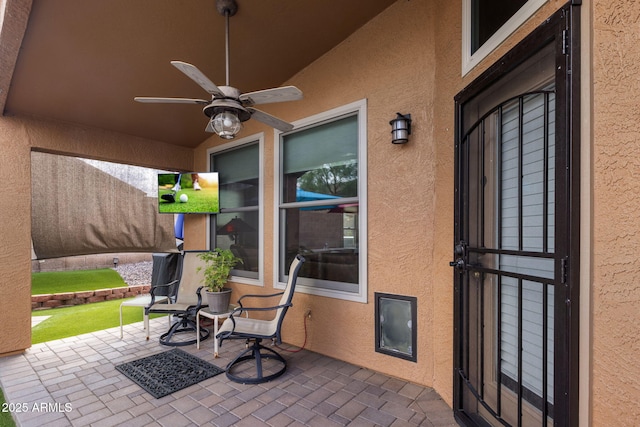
[134,0,302,139]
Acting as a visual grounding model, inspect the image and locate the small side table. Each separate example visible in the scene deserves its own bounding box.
[197,304,245,357]
[119,294,169,339]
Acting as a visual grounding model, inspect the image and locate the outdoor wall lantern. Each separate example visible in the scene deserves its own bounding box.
[113,257,119,268]
[390,113,412,144]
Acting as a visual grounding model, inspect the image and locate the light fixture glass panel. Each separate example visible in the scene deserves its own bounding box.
[212,111,243,139]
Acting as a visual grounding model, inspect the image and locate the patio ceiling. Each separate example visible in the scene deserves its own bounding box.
[0,0,396,148]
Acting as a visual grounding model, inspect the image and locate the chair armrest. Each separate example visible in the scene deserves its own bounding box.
[227,302,291,328]
[196,285,204,308]
[148,279,179,306]
[185,286,205,312]
[237,291,284,309]
[233,303,291,314]
[145,280,177,315]
[217,302,293,341]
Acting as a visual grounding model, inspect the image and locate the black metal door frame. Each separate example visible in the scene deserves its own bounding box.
[452,3,581,426]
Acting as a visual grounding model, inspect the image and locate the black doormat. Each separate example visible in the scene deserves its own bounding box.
[115,349,225,398]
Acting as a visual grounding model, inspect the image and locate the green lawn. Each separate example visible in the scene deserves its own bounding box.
[32,298,167,344]
[0,387,16,427]
[31,268,165,344]
[32,268,126,294]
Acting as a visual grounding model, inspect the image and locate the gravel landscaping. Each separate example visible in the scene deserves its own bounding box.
[113,261,153,286]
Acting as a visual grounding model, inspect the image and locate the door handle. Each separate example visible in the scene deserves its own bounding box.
[449,258,465,269]
[450,240,467,270]
[454,243,465,256]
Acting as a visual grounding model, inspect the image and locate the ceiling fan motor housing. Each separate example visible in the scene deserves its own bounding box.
[203,85,251,122]
[204,104,251,122]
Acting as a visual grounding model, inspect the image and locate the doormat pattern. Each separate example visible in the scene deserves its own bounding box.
[115,348,225,398]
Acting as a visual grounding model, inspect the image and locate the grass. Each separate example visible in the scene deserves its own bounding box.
[158,186,219,213]
[0,387,16,427]
[32,268,126,294]
[31,268,165,343]
[32,298,167,344]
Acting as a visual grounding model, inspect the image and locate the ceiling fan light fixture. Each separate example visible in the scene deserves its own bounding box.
[135,0,301,137]
[211,110,243,139]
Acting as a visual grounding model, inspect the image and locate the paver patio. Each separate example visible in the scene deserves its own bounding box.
[0,318,457,426]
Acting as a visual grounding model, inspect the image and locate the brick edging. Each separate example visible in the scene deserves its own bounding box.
[32,285,151,310]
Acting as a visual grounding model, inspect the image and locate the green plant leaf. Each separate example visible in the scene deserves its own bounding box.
[197,248,242,292]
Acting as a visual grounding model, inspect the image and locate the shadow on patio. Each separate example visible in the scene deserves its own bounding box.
[0,318,456,426]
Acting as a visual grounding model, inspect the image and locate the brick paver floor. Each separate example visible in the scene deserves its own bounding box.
[0,317,458,426]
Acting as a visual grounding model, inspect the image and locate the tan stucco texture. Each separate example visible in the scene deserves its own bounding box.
[3,1,640,421]
[591,0,640,423]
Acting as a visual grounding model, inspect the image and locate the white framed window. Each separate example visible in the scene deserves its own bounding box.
[274,99,367,303]
[208,133,264,286]
[462,0,547,75]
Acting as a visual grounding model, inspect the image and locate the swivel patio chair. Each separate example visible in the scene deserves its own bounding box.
[146,251,210,346]
[216,254,305,384]
[120,278,179,340]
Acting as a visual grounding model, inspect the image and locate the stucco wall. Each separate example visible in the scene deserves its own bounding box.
[0,118,33,355]
[190,0,579,410]
[591,0,640,423]
[0,115,193,355]
[4,0,640,421]
[194,0,439,388]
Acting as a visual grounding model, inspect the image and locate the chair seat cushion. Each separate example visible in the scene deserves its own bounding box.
[217,316,278,339]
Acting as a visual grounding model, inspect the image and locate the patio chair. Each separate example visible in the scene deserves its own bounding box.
[217,254,305,384]
[145,251,210,346]
[119,278,178,340]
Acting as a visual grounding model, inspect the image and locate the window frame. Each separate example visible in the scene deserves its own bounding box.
[462,0,547,75]
[207,133,265,287]
[273,99,368,303]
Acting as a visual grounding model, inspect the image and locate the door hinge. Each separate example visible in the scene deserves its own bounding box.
[561,257,569,284]
[562,29,570,55]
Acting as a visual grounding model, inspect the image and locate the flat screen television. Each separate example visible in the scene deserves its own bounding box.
[157,172,219,214]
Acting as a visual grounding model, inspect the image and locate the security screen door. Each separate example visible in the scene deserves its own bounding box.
[452,5,580,427]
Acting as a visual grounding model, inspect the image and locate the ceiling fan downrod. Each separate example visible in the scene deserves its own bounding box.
[216,0,238,87]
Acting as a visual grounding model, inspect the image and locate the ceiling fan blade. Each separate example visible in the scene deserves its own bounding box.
[171,61,225,97]
[247,107,294,132]
[240,86,303,106]
[134,97,209,104]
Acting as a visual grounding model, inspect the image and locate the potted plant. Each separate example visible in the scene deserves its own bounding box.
[197,248,242,312]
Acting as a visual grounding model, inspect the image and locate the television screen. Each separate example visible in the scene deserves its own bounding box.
[157,172,219,214]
